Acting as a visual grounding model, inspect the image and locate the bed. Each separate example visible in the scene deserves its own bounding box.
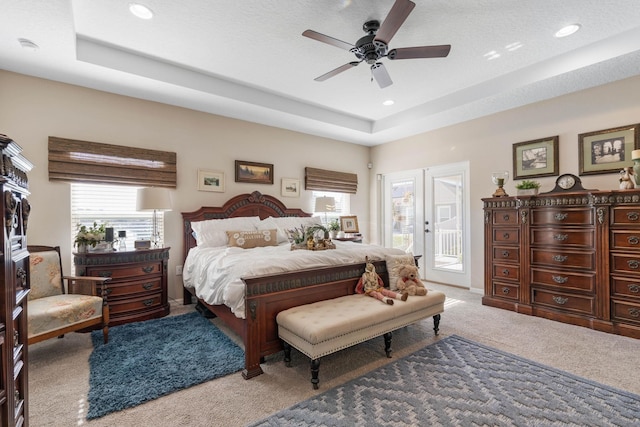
[182,191,406,379]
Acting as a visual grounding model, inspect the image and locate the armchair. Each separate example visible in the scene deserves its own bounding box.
[27,245,110,345]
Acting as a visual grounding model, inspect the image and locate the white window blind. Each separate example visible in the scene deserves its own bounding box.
[71,183,161,252]
[311,191,350,223]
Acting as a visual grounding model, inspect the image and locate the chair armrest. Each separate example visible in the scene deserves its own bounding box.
[64,276,111,297]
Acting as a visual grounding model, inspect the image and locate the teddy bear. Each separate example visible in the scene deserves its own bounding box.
[396,264,427,296]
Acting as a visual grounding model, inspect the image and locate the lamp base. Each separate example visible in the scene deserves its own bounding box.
[492,187,509,197]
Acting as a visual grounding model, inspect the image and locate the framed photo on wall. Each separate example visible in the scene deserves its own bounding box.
[578,123,640,175]
[340,216,359,233]
[197,169,224,192]
[512,136,559,179]
[281,178,300,197]
[235,160,274,184]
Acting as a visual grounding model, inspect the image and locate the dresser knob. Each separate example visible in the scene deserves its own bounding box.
[554,213,568,221]
[552,255,568,263]
[552,275,568,284]
[628,284,640,293]
[502,232,510,239]
[627,260,640,270]
[552,296,568,305]
[502,269,509,276]
[143,298,155,306]
[629,308,640,318]
[502,214,510,221]
[502,250,509,258]
[142,282,154,290]
[553,234,568,241]
[142,266,154,273]
[627,212,640,221]
[628,236,640,245]
[501,287,510,294]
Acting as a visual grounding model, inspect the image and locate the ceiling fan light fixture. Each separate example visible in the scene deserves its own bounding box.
[555,24,581,38]
[129,3,154,20]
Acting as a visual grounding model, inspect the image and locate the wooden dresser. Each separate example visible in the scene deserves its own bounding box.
[483,190,640,339]
[74,248,170,326]
[0,136,32,426]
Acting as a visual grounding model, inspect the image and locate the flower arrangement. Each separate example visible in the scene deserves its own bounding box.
[515,180,541,189]
[74,221,107,248]
[328,219,340,232]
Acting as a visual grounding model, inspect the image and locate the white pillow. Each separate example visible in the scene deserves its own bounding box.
[385,253,417,290]
[260,216,321,243]
[191,216,261,247]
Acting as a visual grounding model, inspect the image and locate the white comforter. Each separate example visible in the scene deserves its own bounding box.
[183,241,405,319]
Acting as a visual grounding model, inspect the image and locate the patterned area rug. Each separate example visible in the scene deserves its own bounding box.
[87,312,244,419]
[252,335,640,426]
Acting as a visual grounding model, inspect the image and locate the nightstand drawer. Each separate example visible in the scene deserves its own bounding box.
[532,288,595,316]
[610,254,640,275]
[531,268,595,292]
[531,208,593,226]
[611,300,640,324]
[611,277,640,299]
[492,246,520,263]
[611,231,640,250]
[101,277,162,298]
[492,228,519,244]
[491,281,519,301]
[109,292,163,315]
[611,207,640,226]
[530,248,594,270]
[492,210,518,226]
[531,228,593,248]
[88,262,162,280]
[492,263,519,281]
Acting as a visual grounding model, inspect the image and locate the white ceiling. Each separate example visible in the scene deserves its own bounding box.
[2,0,640,146]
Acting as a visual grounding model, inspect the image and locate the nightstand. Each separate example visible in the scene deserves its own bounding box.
[74,247,170,326]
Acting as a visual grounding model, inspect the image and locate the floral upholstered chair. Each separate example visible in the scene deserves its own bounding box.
[27,245,110,345]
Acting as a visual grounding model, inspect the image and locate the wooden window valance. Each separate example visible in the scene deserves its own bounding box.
[305,167,357,194]
[48,137,177,188]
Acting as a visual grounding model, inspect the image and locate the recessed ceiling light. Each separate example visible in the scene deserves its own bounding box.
[17,38,39,51]
[129,3,154,20]
[483,50,500,60]
[383,100,394,106]
[505,42,523,52]
[555,24,581,38]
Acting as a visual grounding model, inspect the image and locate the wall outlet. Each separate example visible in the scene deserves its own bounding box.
[176,265,183,276]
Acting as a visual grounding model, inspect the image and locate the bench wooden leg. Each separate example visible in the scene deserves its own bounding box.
[433,313,441,335]
[384,332,392,358]
[283,341,292,367]
[310,359,320,389]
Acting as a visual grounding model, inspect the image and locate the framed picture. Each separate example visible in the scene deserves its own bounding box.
[340,216,359,233]
[197,169,224,192]
[235,160,274,184]
[579,124,640,175]
[281,178,300,197]
[512,136,559,179]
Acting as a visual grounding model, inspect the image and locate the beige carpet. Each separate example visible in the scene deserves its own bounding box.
[29,283,640,426]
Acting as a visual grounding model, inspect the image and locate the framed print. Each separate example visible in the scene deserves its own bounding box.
[512,136,559,179]
[579,124,640,175]
[235,160,274,184]
[281,178,300,197]
[197,169,224,192]
[340,216,359,233]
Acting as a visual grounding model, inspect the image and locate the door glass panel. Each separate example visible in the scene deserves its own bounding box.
[391,180,415,252]
[433,174,463,271]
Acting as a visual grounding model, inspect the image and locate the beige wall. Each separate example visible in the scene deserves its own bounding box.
[370,74,640,292]
[0,70,371,301]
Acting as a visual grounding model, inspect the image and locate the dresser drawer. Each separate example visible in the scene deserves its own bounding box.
[611,276,640,299]
[531,228,594,248]
[531,268,595,292]
[87,261,163,280]
[611,231,640,250]
[492,246,520,263]
[611,206,640,226]
[491,281,519,301]
[610,254,640,275]
[611,299,640,324]
[492,263,519,282]
[492,228,519,244]
[109,292,163,315]
[101,277,162,299]
[492,210,518,226]
[532,288,595,316]
[531,208,593,226]
[530,248,595,270]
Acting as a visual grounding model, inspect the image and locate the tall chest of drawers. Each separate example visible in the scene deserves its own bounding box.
[483,190,640,339]
[74,248,170,326]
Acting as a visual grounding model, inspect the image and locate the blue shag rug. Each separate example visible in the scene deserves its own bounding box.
[251,335,640,426]
[87,312,244,419]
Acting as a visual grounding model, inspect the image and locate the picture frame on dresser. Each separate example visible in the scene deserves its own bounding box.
[578,123,640,175]
[512,136,559,179]
[340,215,359,233]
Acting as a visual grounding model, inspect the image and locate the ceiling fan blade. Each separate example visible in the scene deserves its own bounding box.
[388,45,451,60]
[371,62,392,88]
[314,62,360,82]
[375,0,416,46]
[302,30,354,51]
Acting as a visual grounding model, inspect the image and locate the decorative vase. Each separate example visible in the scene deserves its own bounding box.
[77,243,87,253]
[517,188,539,196]
[329,230,337,239]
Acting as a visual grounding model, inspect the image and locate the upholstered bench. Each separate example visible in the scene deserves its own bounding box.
[276,290,446,389]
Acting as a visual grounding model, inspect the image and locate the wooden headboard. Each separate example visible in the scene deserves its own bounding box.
[182,191,311,262]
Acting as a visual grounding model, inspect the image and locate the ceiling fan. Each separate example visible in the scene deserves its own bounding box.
[302,0,451,89]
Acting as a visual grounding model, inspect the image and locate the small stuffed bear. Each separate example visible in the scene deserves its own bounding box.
[356,257,408,305]
[396,264,427,296]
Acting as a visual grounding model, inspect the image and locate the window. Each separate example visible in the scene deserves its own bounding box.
[71,183,161,252]
[311,191,350,224]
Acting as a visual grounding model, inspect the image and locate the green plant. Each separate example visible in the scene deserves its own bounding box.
[515,180,541,190]
[74,221,107,247]
[327,219,340,232]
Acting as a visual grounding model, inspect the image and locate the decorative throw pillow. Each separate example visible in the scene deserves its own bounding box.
[385,253,417,290]
[226,229,278,249]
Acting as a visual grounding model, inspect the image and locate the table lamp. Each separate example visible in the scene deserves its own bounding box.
[137,187,172,247]
[314,196,336,225]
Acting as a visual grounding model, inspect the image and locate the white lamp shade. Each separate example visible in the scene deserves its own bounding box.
[137,187,172,211]
[315,196,336,213]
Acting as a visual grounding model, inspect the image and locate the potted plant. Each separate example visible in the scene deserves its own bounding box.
[327,219,340,238]
[74,221,107,252]
[515,180,541,196]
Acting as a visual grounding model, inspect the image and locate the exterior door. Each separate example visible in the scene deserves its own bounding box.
[382,170,425,271]
[424,162,470,287]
